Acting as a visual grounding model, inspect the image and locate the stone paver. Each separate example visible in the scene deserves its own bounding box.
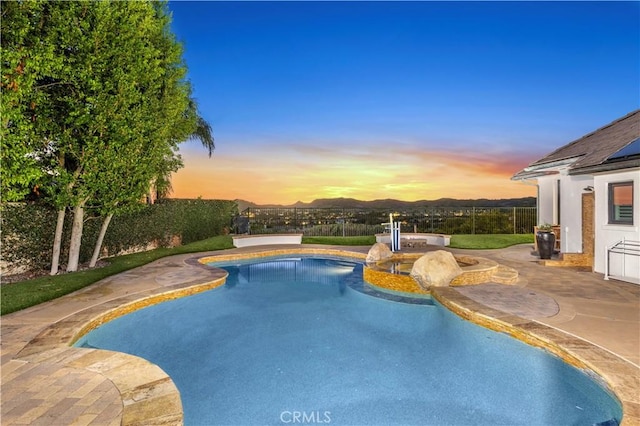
[1,243,638,425]
[456,283,560,319]
[458,245,640,367]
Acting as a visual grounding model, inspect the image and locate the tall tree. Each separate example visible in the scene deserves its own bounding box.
[153,99,214,202]
[190,99,216,158]
[3,1,199,272]
[2,1,76,274]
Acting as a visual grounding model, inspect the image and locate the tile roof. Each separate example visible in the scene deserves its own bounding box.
[513,110,640,179]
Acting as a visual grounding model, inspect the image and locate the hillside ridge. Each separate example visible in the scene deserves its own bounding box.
[235,197,536,211]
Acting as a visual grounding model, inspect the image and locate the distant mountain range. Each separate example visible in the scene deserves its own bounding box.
[235,197,536,211]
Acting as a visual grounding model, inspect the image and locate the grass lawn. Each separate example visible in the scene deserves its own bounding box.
[1,235,234,315]
[305,234,533,249]
[1,233,533,315]
[449,234,534,249]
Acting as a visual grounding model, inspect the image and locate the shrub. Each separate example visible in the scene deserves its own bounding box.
[0,199,237,273]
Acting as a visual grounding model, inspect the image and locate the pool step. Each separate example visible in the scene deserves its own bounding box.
[491,265,519,285]
[345,266,433,305]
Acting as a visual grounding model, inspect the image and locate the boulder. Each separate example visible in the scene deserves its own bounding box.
[366,242,393,263]
[410,250,462,290]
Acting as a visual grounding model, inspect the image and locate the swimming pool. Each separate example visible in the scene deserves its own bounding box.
[75,255,621,425]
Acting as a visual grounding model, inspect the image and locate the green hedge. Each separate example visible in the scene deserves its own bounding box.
[1,199,237,272]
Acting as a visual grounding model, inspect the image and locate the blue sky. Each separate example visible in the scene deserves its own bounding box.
[167,1,639,204]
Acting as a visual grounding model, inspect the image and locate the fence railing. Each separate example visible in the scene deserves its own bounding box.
[236,206,537,237]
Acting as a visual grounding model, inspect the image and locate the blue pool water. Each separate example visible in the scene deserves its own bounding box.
[75,256,622,425]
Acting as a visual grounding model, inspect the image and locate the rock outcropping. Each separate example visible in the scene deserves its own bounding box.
[410,250,461,290]
[366,243,393,263]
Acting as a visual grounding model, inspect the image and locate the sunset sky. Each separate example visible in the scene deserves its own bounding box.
[167,1,639,205]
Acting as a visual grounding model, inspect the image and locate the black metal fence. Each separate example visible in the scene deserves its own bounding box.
[237,207,537,236]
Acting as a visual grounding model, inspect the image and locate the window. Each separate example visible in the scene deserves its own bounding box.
[608,181,634,224]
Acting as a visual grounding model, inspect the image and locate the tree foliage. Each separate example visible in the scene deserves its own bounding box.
[0,2,61,201]
[154,99,215,201]
[1,1,208,271]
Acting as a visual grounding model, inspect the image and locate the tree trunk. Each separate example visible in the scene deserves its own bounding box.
[66,202,86,272]
[50,208,66,275]
[89,213,113,268]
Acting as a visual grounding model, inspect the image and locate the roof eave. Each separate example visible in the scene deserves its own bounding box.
[511,156,579,181]
[511,170,559,181]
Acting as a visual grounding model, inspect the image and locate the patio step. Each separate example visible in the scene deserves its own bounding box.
[540,252,593,268]
[491,265,519,285]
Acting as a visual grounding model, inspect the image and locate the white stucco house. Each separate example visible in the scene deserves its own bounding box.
[512,110,640,284]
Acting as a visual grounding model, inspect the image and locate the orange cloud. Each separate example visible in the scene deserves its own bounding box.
[170,140,536,204]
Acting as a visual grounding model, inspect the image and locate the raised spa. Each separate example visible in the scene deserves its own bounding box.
[363,252,514,294]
